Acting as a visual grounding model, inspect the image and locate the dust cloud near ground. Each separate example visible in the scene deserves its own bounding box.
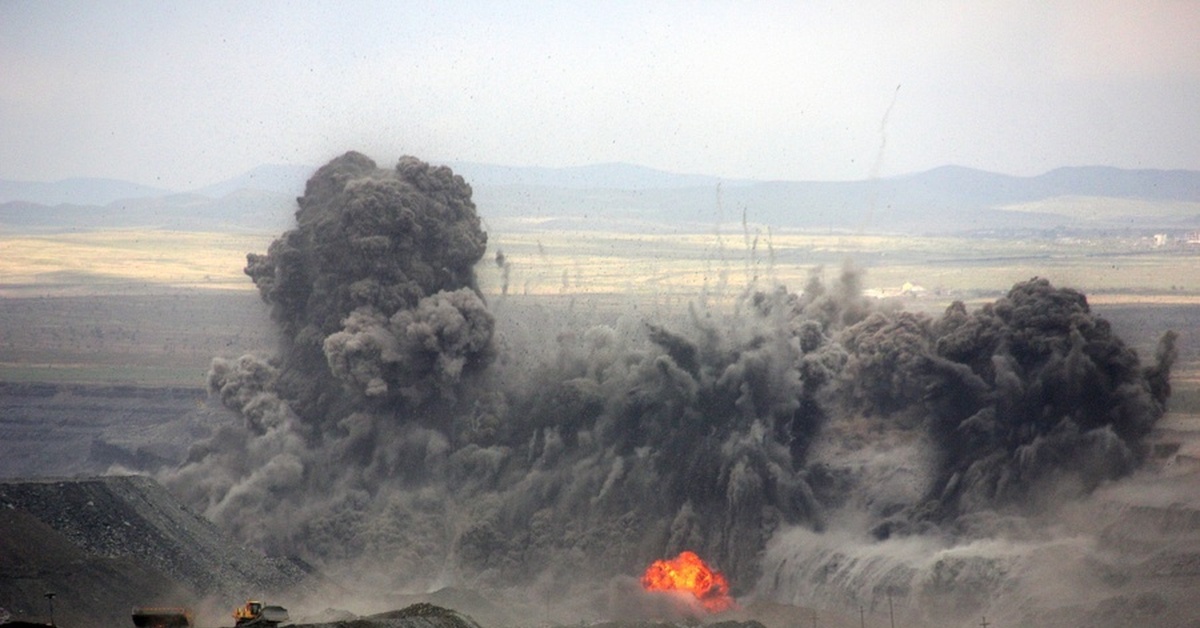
[153,153,1191,627]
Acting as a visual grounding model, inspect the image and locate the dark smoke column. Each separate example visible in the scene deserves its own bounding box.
[164,153,495,553]
[878,278,1178,530]
[244,152,493,419]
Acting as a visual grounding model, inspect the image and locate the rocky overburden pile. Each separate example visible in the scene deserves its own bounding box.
[0,475,312,625]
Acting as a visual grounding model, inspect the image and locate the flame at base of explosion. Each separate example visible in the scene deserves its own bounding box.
[641,551,736,613]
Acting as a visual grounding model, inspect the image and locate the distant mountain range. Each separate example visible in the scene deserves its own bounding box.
[446,161,744,189]
[2,162,1199,235]
[467,163,1200,234]
[0,177,171,207]
[0,190,296,233]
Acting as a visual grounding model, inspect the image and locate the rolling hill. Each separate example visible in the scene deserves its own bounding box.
[3,163,1199,235]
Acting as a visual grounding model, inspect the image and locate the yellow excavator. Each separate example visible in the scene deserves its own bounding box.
[233,600,289,627]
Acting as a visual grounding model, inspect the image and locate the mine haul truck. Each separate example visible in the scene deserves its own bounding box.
[233,600,289,627]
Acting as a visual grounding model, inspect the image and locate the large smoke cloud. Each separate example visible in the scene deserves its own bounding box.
[161,153,1176,622]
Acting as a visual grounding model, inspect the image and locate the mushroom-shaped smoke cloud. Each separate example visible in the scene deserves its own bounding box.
[244,152,492,416]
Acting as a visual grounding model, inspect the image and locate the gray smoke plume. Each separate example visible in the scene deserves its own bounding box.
[736,276,1174,539]
[755,280,1177,624]
[161,153,1175,622]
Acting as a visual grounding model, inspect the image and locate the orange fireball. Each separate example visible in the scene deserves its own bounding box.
[641,550,735,613]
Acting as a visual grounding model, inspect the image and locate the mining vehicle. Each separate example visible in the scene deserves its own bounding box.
[131,607,193,628]
[233,600,289,627]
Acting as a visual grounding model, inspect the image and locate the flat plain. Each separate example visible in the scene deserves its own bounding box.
[2,226,1197,388]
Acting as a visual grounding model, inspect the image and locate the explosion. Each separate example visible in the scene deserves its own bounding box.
[641,551,735,613]
[160,152,1178,625]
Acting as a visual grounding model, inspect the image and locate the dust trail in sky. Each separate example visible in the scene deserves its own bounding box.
[860,83,901,233]
[869,84,902,181]
[160,153,1175,624]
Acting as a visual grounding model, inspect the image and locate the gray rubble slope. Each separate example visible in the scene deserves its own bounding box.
[0,507,190,626]
[0,476,310,614]
[294,603,485,628]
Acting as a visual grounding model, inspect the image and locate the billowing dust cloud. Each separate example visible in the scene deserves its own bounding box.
[160,153,1176,623]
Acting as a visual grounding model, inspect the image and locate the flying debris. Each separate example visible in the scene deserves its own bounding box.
[131,607,192,628]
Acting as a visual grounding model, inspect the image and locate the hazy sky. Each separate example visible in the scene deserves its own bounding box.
[3,1,1199,189]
